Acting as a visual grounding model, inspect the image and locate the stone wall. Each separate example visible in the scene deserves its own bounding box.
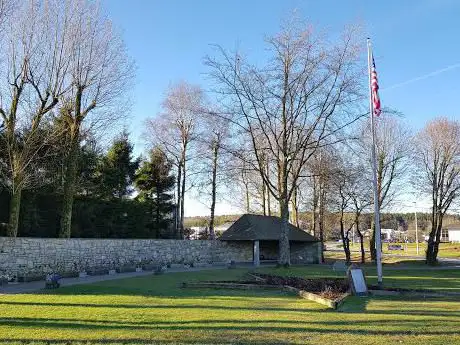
[0,237,253,277]
[290,242,321,264]
[259,240,321,264]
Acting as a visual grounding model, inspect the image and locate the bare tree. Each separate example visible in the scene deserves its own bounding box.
[58,0,134,238]
[0,0,13,29]
[348,167,372,264]
[0,0,71,236]
[330,151,371,264]
[222,151,269,215]
[206,20,363,265]
[330,157,352,264]
[359,115,411,260]
[223,154,251,212]
[289,157,308,228]
[308,149,337,263]
[413,118,460,264]
[194,110,230,239]
[147,82,203,239]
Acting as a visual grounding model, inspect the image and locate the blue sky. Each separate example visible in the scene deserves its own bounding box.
[102,0,460,216]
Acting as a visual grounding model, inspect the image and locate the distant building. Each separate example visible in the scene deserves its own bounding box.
[214,222,234,233]
[189,226,206,240]
[365,228,407,241]
[188,221,235,240]
[445,224,460,243]
[423,224,460,243]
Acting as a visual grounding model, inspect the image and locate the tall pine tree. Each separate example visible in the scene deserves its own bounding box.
[95,132,139,199]
[135,147,175,238]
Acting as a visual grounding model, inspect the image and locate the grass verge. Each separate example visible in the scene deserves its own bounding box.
[0,266,459,344]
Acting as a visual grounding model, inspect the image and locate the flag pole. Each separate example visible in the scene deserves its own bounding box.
[367,38,383,287]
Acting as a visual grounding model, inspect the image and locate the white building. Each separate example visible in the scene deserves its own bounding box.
[189,226,207,240]
[214,222,234,233]
[366,228,406,241]
[424,224,460,243]
[446,224,460,243]
[188,221,235,240]
[380,229,394,241]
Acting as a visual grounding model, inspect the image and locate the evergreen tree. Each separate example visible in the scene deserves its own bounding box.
[95,132,139,199]
[135,147,175,238]
[44,117,102,198]
[77,139,102,197]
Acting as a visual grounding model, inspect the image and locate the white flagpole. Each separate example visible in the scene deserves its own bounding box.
[367,38,383,287]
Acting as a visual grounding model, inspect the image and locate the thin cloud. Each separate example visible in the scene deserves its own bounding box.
[382,62,460,91]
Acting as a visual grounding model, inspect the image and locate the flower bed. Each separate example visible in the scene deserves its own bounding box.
[182,272,350,309]
[249,273,349,300]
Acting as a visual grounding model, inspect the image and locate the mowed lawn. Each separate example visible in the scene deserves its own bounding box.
[324,242,459,264]
[350,242,460,258]
[0,266,459,345]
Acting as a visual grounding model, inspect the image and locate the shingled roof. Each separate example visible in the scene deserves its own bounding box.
[219,214,318,242]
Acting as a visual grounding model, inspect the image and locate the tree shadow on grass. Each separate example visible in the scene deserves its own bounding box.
[1,316,459,328]
[1,295,459,318]
[0,316,459,337]
[0,339,295,345]
[0,318,458,345]
[338,294,460,316]
[1,294,459,344]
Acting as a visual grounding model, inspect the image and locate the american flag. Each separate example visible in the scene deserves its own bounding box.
[371,56,381,116]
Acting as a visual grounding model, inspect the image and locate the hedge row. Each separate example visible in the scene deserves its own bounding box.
[0,191,172,238]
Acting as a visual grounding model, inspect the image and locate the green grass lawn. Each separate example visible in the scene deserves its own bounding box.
[325,242,459,265]
[348,242,460,258]
[0,266,459,345]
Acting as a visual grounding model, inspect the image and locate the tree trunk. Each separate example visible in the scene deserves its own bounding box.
[426,192,438,264]
[267,188,271,216]
[261,177,266,216]
[59,131,79,238]
[176,163,182,239]
[7,186,22,237]
[433,218,443,260]
[6,90,23,238]
[358,230,365,263]
[208,143,218,240]
[245,182,250,213]
[355,214,365,264]
[59,88,83,239]
[318,182,325,263]
[278,197,291,266]
[339,212,351,264]
[266,162,271,216]
[370,221,376,261]
[426,210,442,265]
[312,176,318,237]
[180,158,186,240]
[291,186,299,227]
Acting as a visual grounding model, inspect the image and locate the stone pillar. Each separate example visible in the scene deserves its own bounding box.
[253,240,260,267]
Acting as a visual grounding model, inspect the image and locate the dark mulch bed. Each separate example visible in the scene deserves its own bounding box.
[368,285,439,293]
[251,273,348,292]
[249,273,349,299]
[198,272,350,300]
